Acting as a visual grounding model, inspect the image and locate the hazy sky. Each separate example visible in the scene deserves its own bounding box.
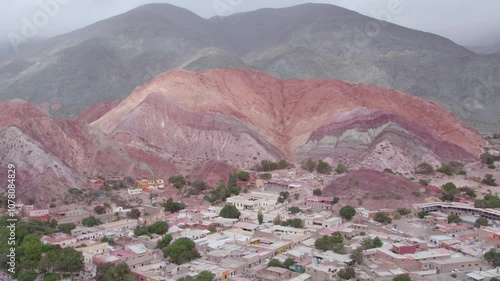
[2,0,500,47]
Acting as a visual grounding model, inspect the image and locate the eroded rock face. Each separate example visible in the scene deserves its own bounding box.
[93,68,484,171]
[0,69,486,200]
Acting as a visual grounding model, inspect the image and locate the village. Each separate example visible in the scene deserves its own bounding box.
[5,147,500,281]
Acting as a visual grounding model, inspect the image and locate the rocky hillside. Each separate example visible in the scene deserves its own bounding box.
[0,69,485,201]
[0,3,498,133]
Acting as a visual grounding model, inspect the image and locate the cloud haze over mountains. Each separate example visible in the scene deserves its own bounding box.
[1,0,500,48]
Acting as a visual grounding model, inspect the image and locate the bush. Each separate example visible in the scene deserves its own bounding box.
[259,173,272,180]
[419,179,430,186]
[268,259,282,267]
[393,275,412,281]
[82,216,102,227]
[317,160,332,174]
[417,211,429,219]
[483,174,498,186]
[219,205,241,219]
[437,163,454,176]
[304,158,317,172]
[288,206,301,214]
[339,205,356,220]
[415,162,435,175]
[374,212,392,224]
[94,205,106,215]
[313,188,322,196]
[336,163,347,174]
[383,168,395,174]
[57,223,76,235]
[236,171,250,181]
[164,198,186,213]
[447,214,462,224]
[397,208,412,216]
[338,267,356,280]
[168,175,186,189]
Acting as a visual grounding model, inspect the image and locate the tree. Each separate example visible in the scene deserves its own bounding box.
[163,238,200,264]
[280,191,290,200]
[236,171,250,181]
[156,234,173,249]
[169,175,187,189]
[447,214,462,224]
[194,270,215,281]
[94,205,106,215]
[284,257,295,268]
[82,216,102,227]
[258,210,263,225]
[57,223,76,235]
[474,217,489,228]
[18,271,37,281]
[313,188,322,196]
[374,212,392,224]
[373,237,383,248]
[259,173,272,180]
[219,205,241,219]
[315,232,344,253]
[350,247,363,264]
[164,198,186,213]
[417,211,429,219]
[339,205,356,220]
[333,197,340,204]
[338,267,356,280]
[317,160,332,174]
[305,158,317,172]
[277,197,285,204]
[268,259,282,267]
[106,262,136,281]
[485,249,500,266]
[127,208,141,219]
[483,174,498,186]
[19,234,44,270]
[335,163,347,174]
[437,163,454,176]
[261,160,279,171]
[208,225,217,233]
[393,275,412,281]
[96,263,115,281]
[419,179,430,186]
[442,182,457,193]
[288,206,301,214]
[148,221,169,235]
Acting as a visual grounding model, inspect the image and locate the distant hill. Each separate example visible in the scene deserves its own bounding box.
[0,69,485,202]
[466,42,500,54]
[0,3,498,133]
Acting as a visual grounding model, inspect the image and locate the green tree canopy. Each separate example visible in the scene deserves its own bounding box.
[339,205,356,220]
[148,221,169,235]
[157,234,173,249]
[163,238,200,265]
[219,205,241,219]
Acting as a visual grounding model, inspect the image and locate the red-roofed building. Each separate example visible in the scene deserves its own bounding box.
[305,196,334,210]
[42,235,78,247]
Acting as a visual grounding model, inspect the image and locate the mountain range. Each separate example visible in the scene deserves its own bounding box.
[0,69,485,202]
[0,3,498,133]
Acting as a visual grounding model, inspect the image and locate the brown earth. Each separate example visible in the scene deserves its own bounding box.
[323,169,437,209]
